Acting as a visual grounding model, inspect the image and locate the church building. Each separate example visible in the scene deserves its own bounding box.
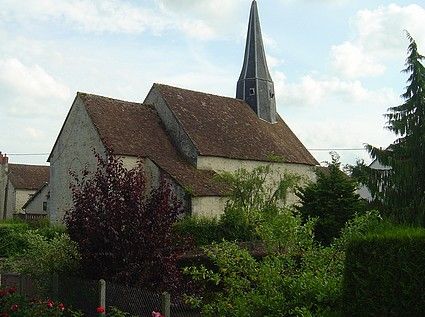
[48,1,318,222]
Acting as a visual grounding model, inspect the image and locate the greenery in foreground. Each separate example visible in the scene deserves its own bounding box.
[177,164,382,316]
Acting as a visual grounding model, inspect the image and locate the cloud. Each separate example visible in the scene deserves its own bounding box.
[274,71,397,108]
[0,58,69,100]
[1,0,248,40]
[331,41,386,78]
[331,4,425,78]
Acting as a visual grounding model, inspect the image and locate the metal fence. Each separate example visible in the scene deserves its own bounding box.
[0,273,200,317]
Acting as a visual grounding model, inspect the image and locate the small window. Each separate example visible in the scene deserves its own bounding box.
[249,88,255,95]
[43,202,47,212]
[269,90,275,98]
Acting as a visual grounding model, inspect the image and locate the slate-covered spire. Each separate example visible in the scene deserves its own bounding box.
[236,0,277,124]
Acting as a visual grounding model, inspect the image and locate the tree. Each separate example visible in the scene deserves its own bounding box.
[65,153,189,292]
[296,153,365,245]
[359,32,425,225]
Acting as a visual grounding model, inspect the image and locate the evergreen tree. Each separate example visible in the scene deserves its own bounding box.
[359,32,425,225]
[296,153,364,245]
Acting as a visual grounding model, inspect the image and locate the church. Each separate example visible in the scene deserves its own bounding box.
[48,1,318,222]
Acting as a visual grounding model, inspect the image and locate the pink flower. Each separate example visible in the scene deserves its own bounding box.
[96,306,106,314]
[47,299,54,308]
[10,304,18,312]
[58,303,65,311]
[152,311,164,317]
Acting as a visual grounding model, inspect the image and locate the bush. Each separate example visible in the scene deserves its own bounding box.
[296,153,366,245]
[174,216,222,246]
[0,222,29,257]
[343,226,425,316]
[176,165,301,246]
[66,153,190,292]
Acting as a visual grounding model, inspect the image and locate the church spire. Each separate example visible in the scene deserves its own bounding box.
[236,0,277,124]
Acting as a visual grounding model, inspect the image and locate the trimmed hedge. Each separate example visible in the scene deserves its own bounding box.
[343,227,425,316]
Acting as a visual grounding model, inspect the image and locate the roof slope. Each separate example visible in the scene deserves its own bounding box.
[154,84,318,166]
[78,93,225,197]
[8,164,49,190]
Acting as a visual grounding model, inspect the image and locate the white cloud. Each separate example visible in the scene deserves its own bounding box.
[331,41,386,78]
[331,4,425,78]
[0,58,69,100]
[274,71,397,108]
[1,0,248,40]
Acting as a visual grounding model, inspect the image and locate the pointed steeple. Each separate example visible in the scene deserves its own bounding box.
[236,0,277,124]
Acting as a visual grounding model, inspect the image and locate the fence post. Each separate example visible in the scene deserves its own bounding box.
[99,279,106,315]
[161,292,170,317]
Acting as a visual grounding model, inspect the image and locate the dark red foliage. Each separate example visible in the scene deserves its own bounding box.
[65,153,189,292]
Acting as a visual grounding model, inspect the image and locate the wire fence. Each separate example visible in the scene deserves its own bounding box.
[0,273,200,317]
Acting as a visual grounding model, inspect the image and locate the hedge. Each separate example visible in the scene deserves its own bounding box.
[343,227,425,316]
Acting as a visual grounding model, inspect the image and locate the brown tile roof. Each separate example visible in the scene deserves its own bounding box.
[8,164,49,190]
[154,84,318,166]
[78,93,226,197]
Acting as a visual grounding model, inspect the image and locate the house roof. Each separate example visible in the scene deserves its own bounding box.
[8,164,49,190]
[22,182,49,210]
[153,84,318,166]
[78,93,226,197]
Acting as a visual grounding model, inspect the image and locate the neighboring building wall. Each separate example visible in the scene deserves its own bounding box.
[0,162,7,219]
[197,156,316,206]
[49,96,106,223]
[5,180,15,219]
[24,185,49,214]
[14,189,35,214]
[192,196,227,218]
[357,159,392,201]
[144,88,198,165]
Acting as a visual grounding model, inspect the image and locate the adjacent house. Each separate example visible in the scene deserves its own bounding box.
[0,153,50,219]
[48,1,318,222]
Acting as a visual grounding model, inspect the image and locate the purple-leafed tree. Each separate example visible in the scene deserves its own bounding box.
[65,153,188,291]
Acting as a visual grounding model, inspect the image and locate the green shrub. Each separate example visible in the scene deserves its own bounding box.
[343,226,425,316]
[0,222,30,257]
[296,153,366,246]
[1,231,81,281]
[174,216,222,246]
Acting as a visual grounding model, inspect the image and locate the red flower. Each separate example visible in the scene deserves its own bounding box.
[96,306,105,314]
[7,288,16,294]
[58,303,65,311]
[152,311,164,317]
[10,304,18,312]
[0,290,7,297]
[0,312,9,317]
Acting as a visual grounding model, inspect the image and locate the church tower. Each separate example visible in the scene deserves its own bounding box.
[236,0,277,124]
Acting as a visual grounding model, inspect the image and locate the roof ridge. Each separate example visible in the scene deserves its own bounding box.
[9,163,49,168]
[153,83,247,104]
[77,91,143,105]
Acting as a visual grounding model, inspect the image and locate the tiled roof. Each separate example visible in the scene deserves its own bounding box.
[79,93,226,197]
[154,84,318,166]
[8,164,49,190]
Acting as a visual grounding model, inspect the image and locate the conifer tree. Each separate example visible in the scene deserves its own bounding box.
[360,32,425,224]
[296,153,364,245]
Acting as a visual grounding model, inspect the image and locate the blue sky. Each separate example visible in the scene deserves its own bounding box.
[0,0,424,166]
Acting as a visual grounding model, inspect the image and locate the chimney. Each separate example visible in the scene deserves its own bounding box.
[0,152,9,166]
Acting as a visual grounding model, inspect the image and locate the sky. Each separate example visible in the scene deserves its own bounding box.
[0,0,424,166]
